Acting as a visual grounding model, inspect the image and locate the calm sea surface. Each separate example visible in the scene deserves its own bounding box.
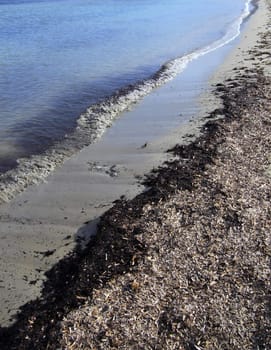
[0,0,251,174]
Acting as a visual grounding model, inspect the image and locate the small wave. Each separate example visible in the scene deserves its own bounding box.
[0,0,253,204]
[76,0,252,135]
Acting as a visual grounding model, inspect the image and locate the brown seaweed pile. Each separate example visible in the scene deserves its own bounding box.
[59,70,271,350]
[0,6,271,350]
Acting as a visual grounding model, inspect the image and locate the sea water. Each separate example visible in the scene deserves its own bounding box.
[0,0,253,198]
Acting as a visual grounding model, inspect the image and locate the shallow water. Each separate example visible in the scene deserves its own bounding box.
[0,0,252,177]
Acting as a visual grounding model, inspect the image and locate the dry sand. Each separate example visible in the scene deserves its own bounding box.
[0,0,271,348]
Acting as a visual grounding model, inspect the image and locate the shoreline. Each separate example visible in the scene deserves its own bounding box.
[0,0,255,205]
[0,0,271,348]
[0,0,262,329]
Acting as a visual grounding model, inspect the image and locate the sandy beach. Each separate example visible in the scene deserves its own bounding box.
[0,0,271,348]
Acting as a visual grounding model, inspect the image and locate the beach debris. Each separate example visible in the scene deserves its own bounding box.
[34,249,56,258]
[87,162,119,177]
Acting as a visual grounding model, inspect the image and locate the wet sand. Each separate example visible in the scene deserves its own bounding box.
[0,0,271,348]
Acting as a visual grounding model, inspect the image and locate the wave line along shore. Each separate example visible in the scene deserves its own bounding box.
[0,0,253,205]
